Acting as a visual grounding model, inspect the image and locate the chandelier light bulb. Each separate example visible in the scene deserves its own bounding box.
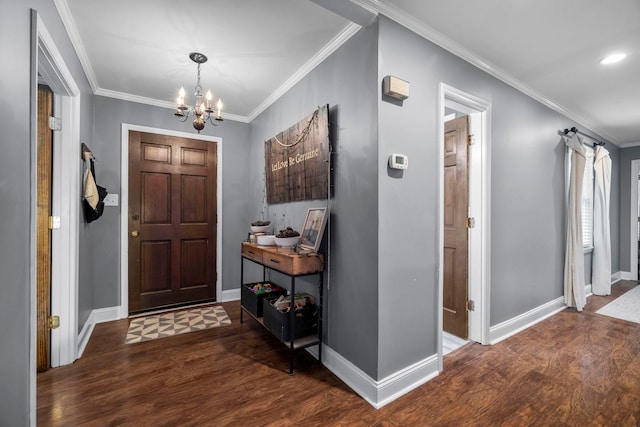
[216,99,223,120]
[206,90,212,109]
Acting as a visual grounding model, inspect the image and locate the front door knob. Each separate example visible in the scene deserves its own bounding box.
[131,230,139,237]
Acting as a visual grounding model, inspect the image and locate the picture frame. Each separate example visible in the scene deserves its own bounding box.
[299,207,328,253]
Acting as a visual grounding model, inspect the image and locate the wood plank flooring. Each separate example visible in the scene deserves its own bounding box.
[38,281,640,426]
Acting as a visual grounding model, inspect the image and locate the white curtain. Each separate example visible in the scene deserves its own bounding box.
[564,135,591,311]
[592,146,612,295]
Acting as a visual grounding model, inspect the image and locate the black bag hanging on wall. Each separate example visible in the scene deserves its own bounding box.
[83,157,108,223]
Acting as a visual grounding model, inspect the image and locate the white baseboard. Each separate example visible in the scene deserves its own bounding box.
[489,297,566,345]
[77,306,120,358]
[488,272,625,345]
[321,345,439,409]
[611,271,621,283]
[618,271,633,281]
[585,283,592,296]
[221,288,241,302]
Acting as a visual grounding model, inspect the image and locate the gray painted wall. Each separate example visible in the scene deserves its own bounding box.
[90,96,251,309]
[618,146,640,272]
[375,16,620,377]
[248,22,380,377]
[0,0,94,424]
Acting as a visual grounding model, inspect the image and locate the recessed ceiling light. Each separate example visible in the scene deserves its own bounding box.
[600,53,627,65]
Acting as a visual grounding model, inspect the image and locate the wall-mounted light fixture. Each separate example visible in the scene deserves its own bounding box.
[383,75,410,100]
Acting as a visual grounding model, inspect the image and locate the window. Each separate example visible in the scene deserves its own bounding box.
[582,155,594,249]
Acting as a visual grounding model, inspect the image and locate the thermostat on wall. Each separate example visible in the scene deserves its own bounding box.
[388,153,408,170]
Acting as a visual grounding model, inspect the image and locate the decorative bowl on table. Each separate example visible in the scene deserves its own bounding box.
[251,220,271,233]
[274,227,300,247]
[256,234,276,246]
[274,236,300,248]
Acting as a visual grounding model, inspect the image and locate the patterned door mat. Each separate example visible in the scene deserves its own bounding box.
[125,305,231,344]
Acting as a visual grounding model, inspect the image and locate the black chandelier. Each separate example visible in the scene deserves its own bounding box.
[174,52,223,133]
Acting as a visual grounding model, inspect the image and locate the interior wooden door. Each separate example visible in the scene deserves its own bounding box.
[443,115,469,339]
[128,131,217,313]
[36,85,53,371]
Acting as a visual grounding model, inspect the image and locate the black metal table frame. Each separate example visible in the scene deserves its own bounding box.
[240,253,323,375]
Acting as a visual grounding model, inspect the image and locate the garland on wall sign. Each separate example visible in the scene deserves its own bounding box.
[273,108,319,148]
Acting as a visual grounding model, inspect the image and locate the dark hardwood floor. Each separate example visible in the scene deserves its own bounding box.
[38,281,640,426]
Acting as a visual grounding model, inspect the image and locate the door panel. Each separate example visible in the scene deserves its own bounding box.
[181,175,207,223]
[181,239,208,288]
[443,116,469,339]
[129,131,217,313]
[142,172,171,224]
[36,86,54,371]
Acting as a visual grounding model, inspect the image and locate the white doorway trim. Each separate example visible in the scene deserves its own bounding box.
[119,124,223,319]
[34,12,81,368]
[630,160,640,280]
[32,9,82,423]
[437,83,492,370]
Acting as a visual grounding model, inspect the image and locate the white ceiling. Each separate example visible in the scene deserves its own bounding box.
[58,0,640,145]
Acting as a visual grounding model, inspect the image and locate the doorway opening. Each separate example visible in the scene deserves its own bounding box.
[32,10,82,419]
[34,12,81,369]
[437,83,491,369]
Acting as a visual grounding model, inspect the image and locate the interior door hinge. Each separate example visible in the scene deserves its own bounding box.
[49,216,61,230]
[466,217,475,228]
[48,116,62,131]
[48,315,60,329]
[467,134,476,145]
[466,300,475,311]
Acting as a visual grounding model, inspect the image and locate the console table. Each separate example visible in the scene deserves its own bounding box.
[240,242,324,374]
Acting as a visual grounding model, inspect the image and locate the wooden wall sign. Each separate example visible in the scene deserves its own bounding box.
[265,105,329,204]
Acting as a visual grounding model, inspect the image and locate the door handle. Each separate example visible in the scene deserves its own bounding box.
[131,230,139,237]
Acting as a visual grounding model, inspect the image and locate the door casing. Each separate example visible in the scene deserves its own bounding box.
[437,83,491,370]
[119,124,223,318]
[32,10,82,420]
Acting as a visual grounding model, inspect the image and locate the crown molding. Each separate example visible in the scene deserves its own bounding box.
[53,0,99,93]
[619,141,640,149]
[95,88,248,123]
[246,22,361,122]
[352,0,620,146]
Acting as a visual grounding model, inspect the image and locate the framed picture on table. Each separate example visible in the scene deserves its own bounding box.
[299,207,328,253]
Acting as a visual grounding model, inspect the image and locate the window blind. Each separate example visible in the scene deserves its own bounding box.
[582,156,594,248]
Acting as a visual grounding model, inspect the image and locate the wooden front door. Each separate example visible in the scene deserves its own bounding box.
[36,86,54,371]
[128,131,217,313]
[443,115,469,339]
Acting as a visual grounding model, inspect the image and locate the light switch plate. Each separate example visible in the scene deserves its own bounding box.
[103,193,119,206]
